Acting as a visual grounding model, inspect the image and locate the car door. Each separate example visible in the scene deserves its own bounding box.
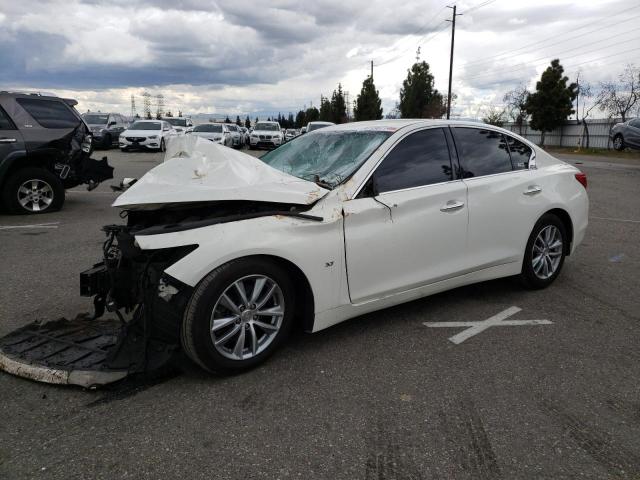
[451,126,543,270]
[0,105,26,166]
[343,127,468,303]
[626,119,640,148]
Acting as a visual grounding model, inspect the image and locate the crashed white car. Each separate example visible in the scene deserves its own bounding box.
[0,120,588,385]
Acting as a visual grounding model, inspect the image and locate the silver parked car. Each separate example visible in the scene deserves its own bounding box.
[225,124,243,149]
[610,118,640,151]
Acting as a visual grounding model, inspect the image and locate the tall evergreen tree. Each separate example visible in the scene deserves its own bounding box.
[235,115,242,126]
[245,116,251,128]
[354,76,383,121]
[224,116,232,123]
[330,83,347,123]
[525,59,577,146]
[399,61,445,118]
[255,117,259,124]
[295,110,306,128]
[319,96,332,122]
[288,112,295,128]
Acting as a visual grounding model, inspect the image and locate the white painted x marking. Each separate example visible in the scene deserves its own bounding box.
[423,306,552,344]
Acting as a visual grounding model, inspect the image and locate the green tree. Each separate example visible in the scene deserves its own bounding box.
[305,106,320,123]
[482,106,506,127]
[224,116,232,123]
[354,76,383,121]
[245,116,251,128]
[235,115,242,126]
[165,111,173,117]
[399,61,445,118]
[330,83,347,123]
[525,59,577,146]
[295,110,306,128]
[319,96,332,122]
[287,112,294,128]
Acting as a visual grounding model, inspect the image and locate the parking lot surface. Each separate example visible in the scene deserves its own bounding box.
[1,147,639,479]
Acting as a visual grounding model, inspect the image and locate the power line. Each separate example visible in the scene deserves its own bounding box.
[462,46,640,85]
[460,4,640,68]
[458,22,640,73]
[461,35,640,81]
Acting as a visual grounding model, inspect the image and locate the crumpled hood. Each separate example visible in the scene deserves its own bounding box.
[113,135,329,209]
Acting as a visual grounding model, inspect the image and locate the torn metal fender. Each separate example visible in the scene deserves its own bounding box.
[113,136,329,209]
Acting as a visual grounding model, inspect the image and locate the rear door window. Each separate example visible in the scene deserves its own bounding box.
[16,98,80,129]
[453,127,512,178]
[505,135,533,170]
[374,128,453,193]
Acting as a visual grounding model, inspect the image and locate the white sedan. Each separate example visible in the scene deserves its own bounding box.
[119,120,176,152]
[97,120,589,374]
[189,123,232,146]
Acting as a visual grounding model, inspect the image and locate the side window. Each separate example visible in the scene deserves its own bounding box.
[373,128,453,193]
[0,107,16,130]
[505,135,532,170]
[16,98,80,129]
[453,127,512,178]
[630,119,640,128]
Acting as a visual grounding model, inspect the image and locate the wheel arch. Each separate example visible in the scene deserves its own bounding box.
[543,208,574,255]
[190,253,316,333]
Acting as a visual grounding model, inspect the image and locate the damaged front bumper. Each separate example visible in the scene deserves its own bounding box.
[0,225,195,388]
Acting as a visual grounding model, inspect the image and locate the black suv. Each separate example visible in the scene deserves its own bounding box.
[0,91,113,214]
[81,112,128,149]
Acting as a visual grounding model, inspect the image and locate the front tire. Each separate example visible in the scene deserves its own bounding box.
[181,258,295,374]
[2,167,65,214]
[520,213,567,289]
[613,134,624,151]
[159,138,166,152]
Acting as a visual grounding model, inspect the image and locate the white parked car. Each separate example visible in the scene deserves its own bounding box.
[163,117,193,134]
[225,124,243,149]
[249,121,284,149]
[284,129,297,142]
[119,120,176,151]
[190,123,231,146]
[239,126,250,145]
[76,119,588,376]
[306,121,335,132]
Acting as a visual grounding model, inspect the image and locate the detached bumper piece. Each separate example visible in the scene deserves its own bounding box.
[0,314,175,389]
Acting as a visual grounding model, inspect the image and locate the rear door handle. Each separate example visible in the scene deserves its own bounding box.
[440,200,465,212]
[0,138,17,143]
[523,185,542,195]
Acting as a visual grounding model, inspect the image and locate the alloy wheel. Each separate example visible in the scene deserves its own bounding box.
[209,275,285,360]
[532,225,563,280]
[614,136,623,150]
[17,179,54,212]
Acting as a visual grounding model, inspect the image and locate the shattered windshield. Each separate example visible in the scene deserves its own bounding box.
[260,130,392,188]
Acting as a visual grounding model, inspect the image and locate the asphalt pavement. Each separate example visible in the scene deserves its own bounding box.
[0,146,639,479]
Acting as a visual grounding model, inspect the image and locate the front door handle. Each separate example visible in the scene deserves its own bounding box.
[0,138,17,143]
[440,200,465,212]
[523,185,542,195]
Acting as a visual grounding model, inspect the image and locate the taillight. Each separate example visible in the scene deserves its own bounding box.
[575,172,587,189]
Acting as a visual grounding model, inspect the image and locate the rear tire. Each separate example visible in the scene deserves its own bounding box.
[160,138,166,152]
[2,167,65,214]
[613,134,624,151]
[520,213,567,289]
[181,258,295,374]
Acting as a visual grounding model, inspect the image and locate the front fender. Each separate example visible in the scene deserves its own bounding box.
[134,213,346,314]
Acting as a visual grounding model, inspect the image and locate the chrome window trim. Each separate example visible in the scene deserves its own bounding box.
[377,178,465,197]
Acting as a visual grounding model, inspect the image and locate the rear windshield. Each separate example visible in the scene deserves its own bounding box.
[193,124,223,133]
[165,118,187,127]
[83,114,109,124]
[18,98,80,129]
[129,121,161,130]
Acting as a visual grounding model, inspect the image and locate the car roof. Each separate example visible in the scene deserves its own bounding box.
[321,119,496,132]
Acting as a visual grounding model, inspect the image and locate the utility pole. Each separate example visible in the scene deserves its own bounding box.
[446,5,462,120]
[371,60,374,79]
[575,72,580,123]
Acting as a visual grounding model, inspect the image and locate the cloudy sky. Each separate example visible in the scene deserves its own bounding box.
[1,0,638,119]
